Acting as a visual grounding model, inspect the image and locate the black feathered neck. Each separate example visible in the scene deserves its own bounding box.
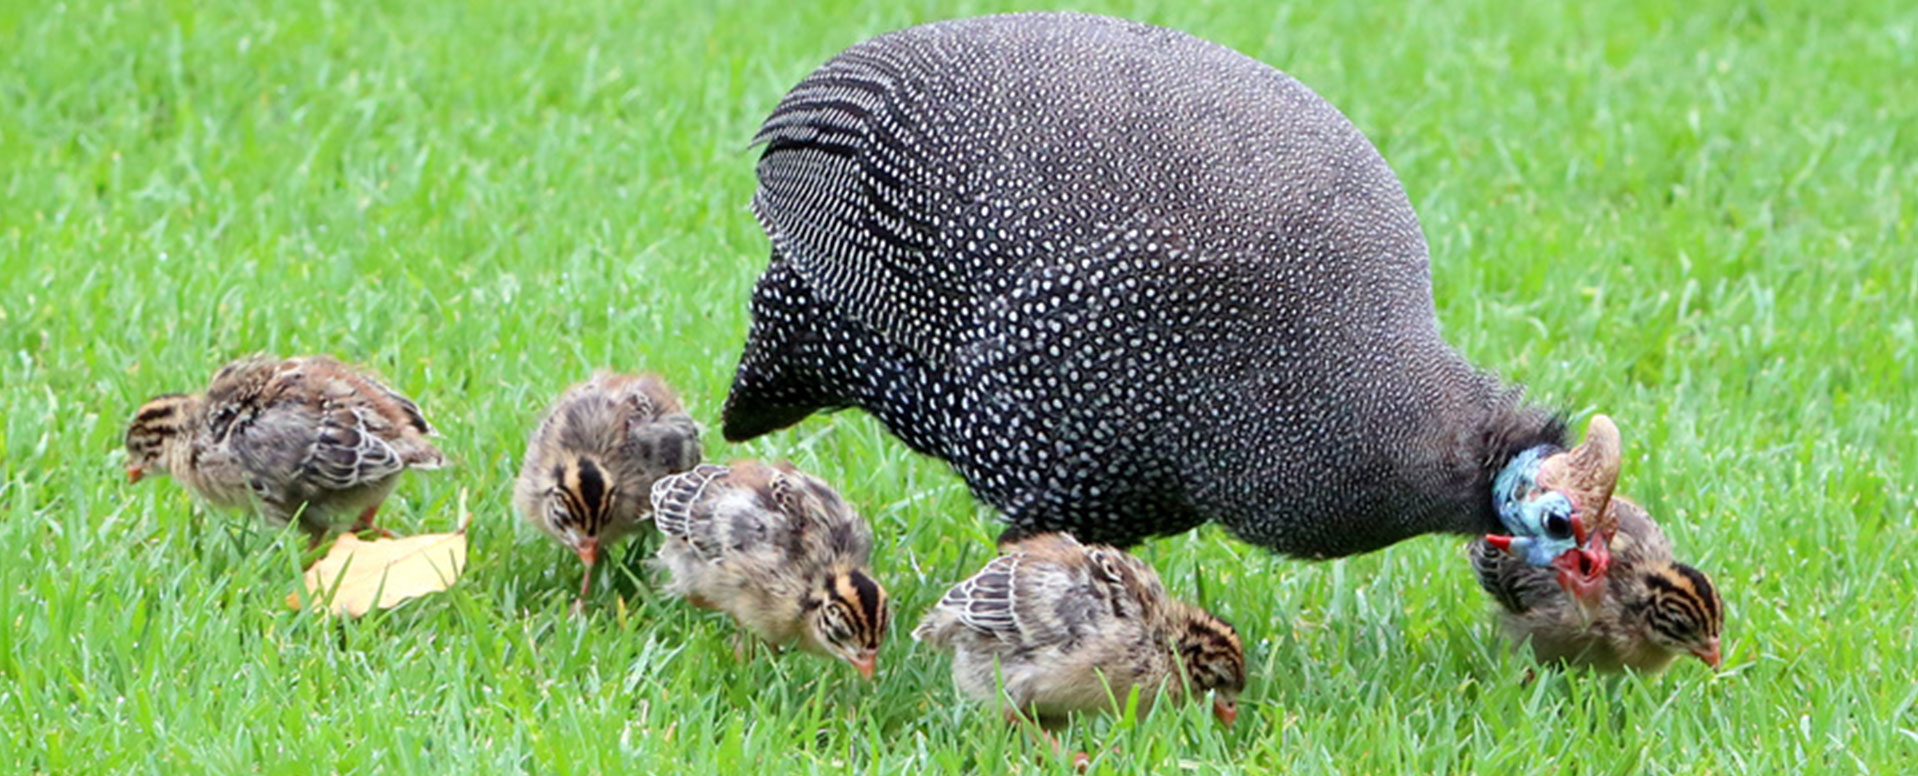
[1472,402,1568,533]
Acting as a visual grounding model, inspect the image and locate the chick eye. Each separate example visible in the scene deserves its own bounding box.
[1649,607,1697,639]
[822,606,853,639]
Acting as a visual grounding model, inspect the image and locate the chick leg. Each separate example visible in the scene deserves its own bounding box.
[287,503,329,550]
[350,502,397,538]
[1002,708,1089,771]
[730,632,761,664]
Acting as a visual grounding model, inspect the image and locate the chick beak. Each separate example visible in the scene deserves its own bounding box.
[1212,698,1238,727]
[849,652,878,681]
[1483,534,1517,555]
[1691,638,1723,670]
[126,465,145,485]
[573,538,601,600]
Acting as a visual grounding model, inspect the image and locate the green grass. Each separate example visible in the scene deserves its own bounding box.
[2,0,1914,772]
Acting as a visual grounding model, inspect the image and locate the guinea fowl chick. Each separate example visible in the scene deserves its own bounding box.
[649,460,890,679]
[1472,498,1724,672]
[913,533,1245,733]
[515,372,703,600]
[124,355,445,542]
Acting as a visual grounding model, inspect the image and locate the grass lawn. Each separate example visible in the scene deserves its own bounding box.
[3,0,1914,772]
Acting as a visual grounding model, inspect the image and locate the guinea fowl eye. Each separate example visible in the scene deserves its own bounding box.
[1544,512,1572,540]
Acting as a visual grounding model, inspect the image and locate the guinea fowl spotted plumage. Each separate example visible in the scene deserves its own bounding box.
[913,533,1245,730]
[649,460,890,679]
[515,372,703,599]
[124,355,445,542]
[1472,498,1725,672]
[720,11,1627,599]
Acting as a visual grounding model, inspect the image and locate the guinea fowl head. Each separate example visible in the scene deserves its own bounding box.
[1485,415,1623,610]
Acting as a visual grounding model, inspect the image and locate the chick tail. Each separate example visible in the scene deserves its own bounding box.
[909,606,960,647]
[397,440,449,470]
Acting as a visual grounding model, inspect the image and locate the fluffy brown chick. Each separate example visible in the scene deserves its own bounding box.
[1472,498,1725,672]
[124,355,445,542]
[913,532,1246,730]
[649,460,890,679]
[515,372,703,599]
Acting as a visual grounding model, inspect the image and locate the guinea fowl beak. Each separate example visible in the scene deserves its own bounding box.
[126,465,145,485]
[1212,698,1238,726]
[850,651,878,681]
[1692,638,1723,669]
[1551,534,1609,611]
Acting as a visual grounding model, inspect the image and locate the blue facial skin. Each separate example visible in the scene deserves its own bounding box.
[1492,447,1579,567]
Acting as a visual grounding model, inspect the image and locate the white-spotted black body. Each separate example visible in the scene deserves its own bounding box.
[721,13,1630,591]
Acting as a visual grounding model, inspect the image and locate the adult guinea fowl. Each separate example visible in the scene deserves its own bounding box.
[721,12,1624,600]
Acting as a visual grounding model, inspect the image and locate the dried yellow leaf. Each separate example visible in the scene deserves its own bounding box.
[287,493,471,616]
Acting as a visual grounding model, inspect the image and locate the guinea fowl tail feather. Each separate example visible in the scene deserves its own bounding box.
[721,382,824,443]
[720,336,830,443]
[721,256,845,442]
